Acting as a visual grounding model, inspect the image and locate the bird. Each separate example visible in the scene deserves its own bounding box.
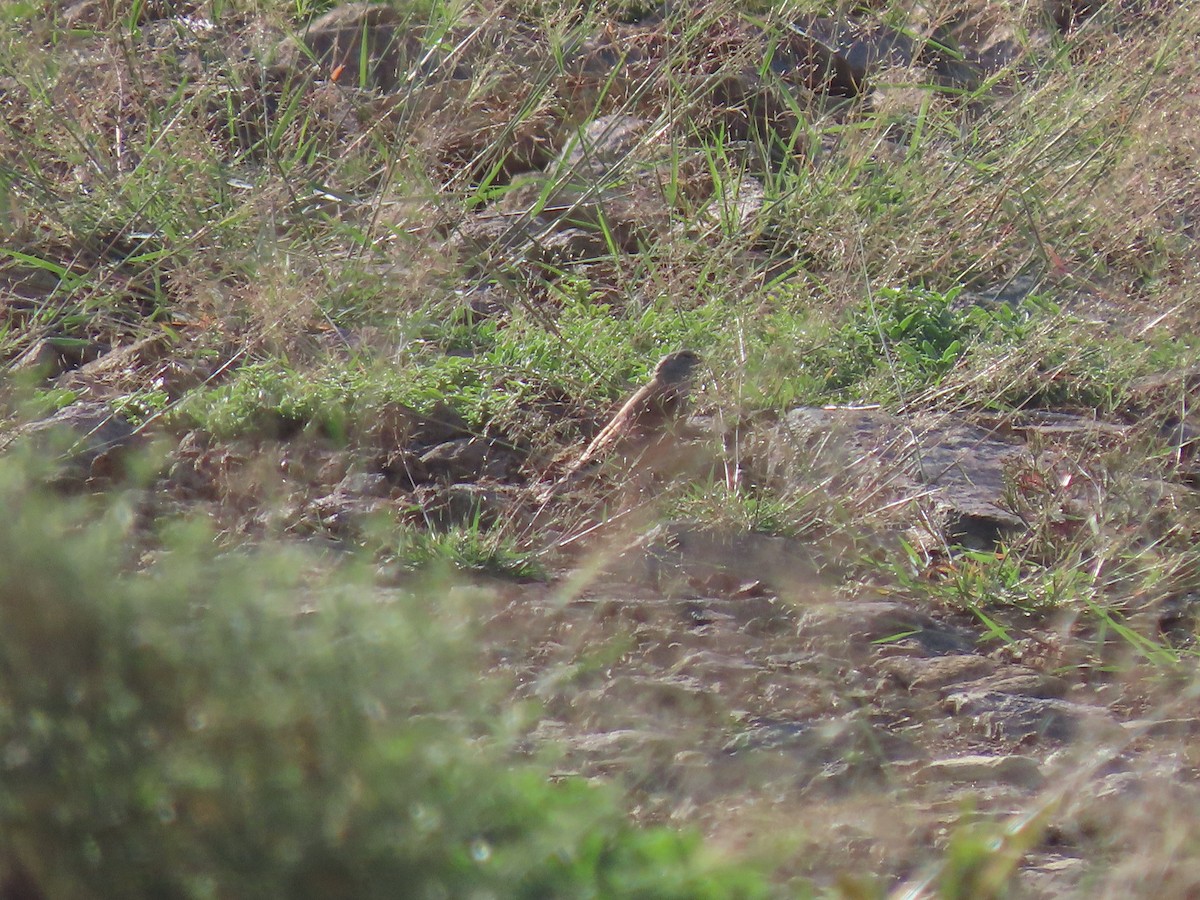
[537,349,702,503]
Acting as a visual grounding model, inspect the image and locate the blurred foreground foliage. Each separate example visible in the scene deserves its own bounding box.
[0,453,769,899]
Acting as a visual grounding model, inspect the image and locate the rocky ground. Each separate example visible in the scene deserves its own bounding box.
[4,0,1200,894]
[478,398,1200,895]
[19,359,1199,893]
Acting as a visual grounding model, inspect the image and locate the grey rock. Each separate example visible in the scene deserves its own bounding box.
[768,406,1027,548]
[1124,717,1200,740]
[904,420,1027,547]
[879,653,997,691]
[558,114,654,178]
[915,753,1046,789]
[454,112,676,272]
[953,668,1070,700]
[58,333,173,390]
[305,488,389,535]
[724,713,916,791]
[454,210,607,273]
[954,273,1046,311]
[367,400,469,450]
[15,402,139,483]
[1015,856,1086,900]
[335,472,391,497]
[418,437,515,483]
[784,17,913,95]
[418,482,509,529]
[12,338,105,380]
[613,522,840,600]
[797,600,975,656]
[770,16,975,98]
[943,690,1121,744]
[12,340,69,378]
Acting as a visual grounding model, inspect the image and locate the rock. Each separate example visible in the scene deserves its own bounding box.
[942,690,1122,744]
[454,209,606,274]
[726,712,900,756]
[611,522,840,598]
[1046,0,1101,33]
[767,407,1027,549]
[955,273,1047,312]
[954,668,1069,700]
[305,493,387,535]
[316,452,352,487]
[366,400,469,450]
[532,226,611,265]
[561,26,657,120]
[915,753,1046,789]
[557,114,655,178]
[573,593,793,640]
[417,437,518,483]
[698,66,798,144]
[1002,410,1131,441]
[456,284,514,321]
[771,16,921,98]
[453,112,679,271]
[380,447,427,487]
[1127,366,1200,405]
[62,0,194,27]
[335,472,391,497]
[58,333,173,390]
[558,727,657,764]
[1124,717,1200,740]
[15,402,139,484]
[796,601,975,657]
[723,175,767,232]
[418,437,487,481]
[1016,856,1086,899]
[416,482,510,529]
[879,653,998,691]
[11,337,104,380]
[275,3,425,92]
[540,116,673,249]
[304,473,394,535]
[12,339,64,376]
[1122,367,1200,483]
[901,420,1027,548]
[168,430,232,500]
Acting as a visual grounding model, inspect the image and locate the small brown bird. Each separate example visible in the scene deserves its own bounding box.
[539,349,702,502]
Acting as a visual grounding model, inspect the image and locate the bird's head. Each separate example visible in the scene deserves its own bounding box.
[653,349,701,385]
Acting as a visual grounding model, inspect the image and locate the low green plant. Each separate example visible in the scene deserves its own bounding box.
[170,356,492,440]
[882,539,1185,664]
[171,283,732,443]
[818,285,1039,402]
[669,481,808,537]
[112,387,172,426]
[390,519,544,579]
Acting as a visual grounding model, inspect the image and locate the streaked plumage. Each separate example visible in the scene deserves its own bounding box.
[538,350,701,502]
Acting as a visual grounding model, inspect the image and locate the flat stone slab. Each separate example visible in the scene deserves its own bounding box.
[943,690,1123,745]
[915,754,1046,789]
